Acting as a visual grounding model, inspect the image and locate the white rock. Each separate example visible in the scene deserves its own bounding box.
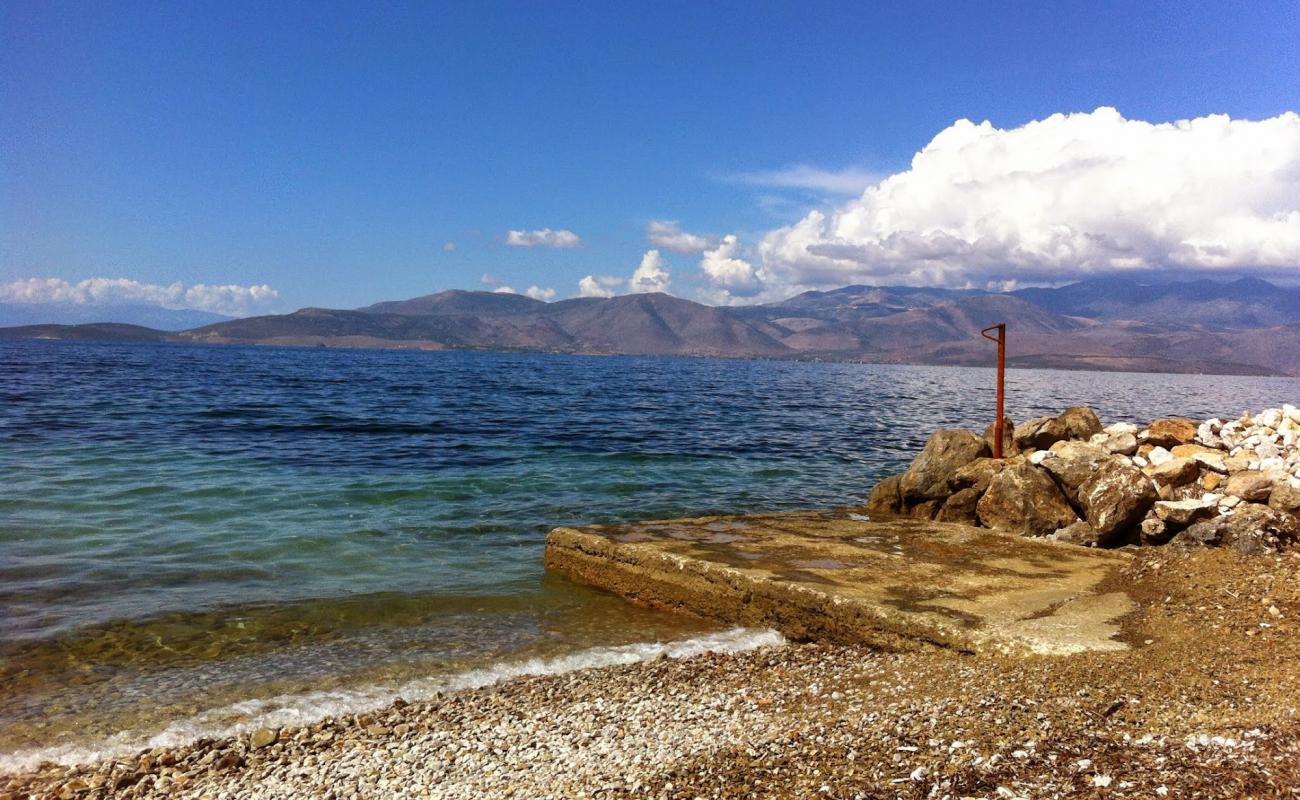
[1221,495,1242,509]
[1192,452,1228,473]
[1147,447,1174,466]
[1132,455,1148,468]
[1104,422,1138,435]
[1028,450,1051,465]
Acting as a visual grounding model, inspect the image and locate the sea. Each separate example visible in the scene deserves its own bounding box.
[2,338,1297,771]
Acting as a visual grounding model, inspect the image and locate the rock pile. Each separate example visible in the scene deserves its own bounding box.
[867,405,1300,554]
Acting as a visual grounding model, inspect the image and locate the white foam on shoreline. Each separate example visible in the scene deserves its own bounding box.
[0,627,784,774]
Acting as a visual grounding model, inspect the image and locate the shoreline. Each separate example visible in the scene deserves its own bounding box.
[4,333,1295,379]
[5,548,1298,799]
[0,628,780,777]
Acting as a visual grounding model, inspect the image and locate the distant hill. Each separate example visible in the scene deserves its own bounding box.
[0,323,171,342]
[358,289,546,317]
[0,303,231,330]
[1011,276,1300,329]
[5,279,1300,376]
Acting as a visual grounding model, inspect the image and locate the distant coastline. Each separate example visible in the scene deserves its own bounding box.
[5,277,1300,377]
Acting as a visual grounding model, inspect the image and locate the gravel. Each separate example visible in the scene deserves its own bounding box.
[4,548,1299,799]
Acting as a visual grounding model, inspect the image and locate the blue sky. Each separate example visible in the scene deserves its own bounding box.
[3,1,1299,315]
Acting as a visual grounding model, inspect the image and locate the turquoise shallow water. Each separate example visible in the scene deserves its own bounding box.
[2,338,1297,764]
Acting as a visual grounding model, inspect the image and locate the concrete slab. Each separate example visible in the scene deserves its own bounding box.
[544,510,1136,656]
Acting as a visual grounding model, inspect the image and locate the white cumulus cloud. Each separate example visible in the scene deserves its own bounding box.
[505,228,583,248]
[0,277,280,316]
[525,285,556,301]
[628,250,671,294]
[699,235,765,302]
[760,108,1300,289]
[493,285,518,294]
[577,275,623,298]
[645,220,712,254]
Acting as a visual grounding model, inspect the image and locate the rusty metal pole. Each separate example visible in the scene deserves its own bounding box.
[980,323,1007,458]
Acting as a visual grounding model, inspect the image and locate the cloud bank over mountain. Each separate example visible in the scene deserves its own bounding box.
[758,108,1300,290]
[0,277,280,316]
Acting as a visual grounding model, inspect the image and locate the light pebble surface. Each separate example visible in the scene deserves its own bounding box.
[5,548,1300,800]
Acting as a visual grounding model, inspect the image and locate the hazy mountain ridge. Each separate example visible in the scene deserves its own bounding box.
[0,303,230,330]
[4,278,1299,375]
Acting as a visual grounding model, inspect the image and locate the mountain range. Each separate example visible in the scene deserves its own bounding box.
[4,277,1299,376]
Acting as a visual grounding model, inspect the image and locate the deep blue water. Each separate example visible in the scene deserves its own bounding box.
[2,338,1297,763]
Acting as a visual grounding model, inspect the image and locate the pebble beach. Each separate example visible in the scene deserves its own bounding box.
[6,546,1299,800]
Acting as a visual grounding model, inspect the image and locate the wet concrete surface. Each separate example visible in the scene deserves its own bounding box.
[545,509,1135,655]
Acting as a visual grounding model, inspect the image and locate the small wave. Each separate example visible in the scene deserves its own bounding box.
[0,627,783,774]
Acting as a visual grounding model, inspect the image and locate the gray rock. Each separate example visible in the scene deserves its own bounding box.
[899,430,990,503]
[1173,503,1300,555]
[976,463,1078,537]
[1077,460,1157,545]
[935,487,982,526]
[1224,470,1274,503]
[1058,406,1103,440]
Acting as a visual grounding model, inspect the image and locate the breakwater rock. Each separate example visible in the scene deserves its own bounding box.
[867,404,1300,553]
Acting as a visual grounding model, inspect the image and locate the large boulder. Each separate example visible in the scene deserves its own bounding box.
[1076,460,1157,544]
[1058,406,1103,440]
[977,463,1078,537]
[1040,441,1112,505]
[1270,482,1300,515]
[982,416,1015,457]
[899,430,990,503]
[1146,457,1200,488]
[1225,470,1274,503]
[1014,416,1069,452]
[1173,504,1300,555]
[864,474,902,516]
[935,487,982,525]
[1141,418,1199,448]
[951,457,1008,494]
